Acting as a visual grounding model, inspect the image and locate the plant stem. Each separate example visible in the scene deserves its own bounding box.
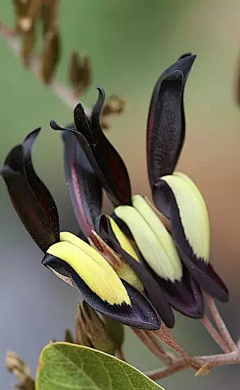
[205,294,237,352]
[201,315,230,352]
[153,324,203,370]
[133,329,173,365]
[145,342,240,380]
[146,359,187,380]
[0,21,90,113]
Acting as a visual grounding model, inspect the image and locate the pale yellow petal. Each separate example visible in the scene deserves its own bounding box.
[60,231,120,273]
[47,239,131,306]
[161,172,210,262]
[115,200,182,282]
[108,217,139,262]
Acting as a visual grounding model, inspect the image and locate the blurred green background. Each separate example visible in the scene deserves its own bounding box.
[1,1,240,389]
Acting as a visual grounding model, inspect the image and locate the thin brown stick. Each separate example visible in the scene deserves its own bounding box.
[146,331,175,361]
[146,343,240,380]
[205,294,237,352]
[197,344,240,369]
[153,325,204,370]
[0,21,90,112]
[146,359,188,381]
[201,315,230,353]
[133,328,173,365]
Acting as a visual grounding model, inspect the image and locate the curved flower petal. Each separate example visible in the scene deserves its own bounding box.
[147,54,196,189]
[114,195,204,318]
[1,129,59,252]
[51,88,132,207]
[62,129,102,239]
[143,259,204,318]
[115,195,183,281]
[42,233,160,329]
[153,174,228,302]
[90,229,144,293]
[99,215,175,328]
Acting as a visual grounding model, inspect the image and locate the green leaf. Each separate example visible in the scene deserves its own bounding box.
[36,342,164,390]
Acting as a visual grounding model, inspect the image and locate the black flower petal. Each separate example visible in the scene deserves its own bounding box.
[1,129,59,252]
[51,88,132,207]
[42,253,161,330]
[147,54,196,189]
[62,128,102,239]
[143,258,204,318]
[153,179,228,302]
[97,215,175,328]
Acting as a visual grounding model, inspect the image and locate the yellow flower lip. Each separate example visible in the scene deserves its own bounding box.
[47,232,131,306]
[90,228,144,292]
[153,172,228,302]
[115,195,183,282]
[98,214,175,328]
[161,172,210,263]
[42,231,161,330]
[108,217,139,262]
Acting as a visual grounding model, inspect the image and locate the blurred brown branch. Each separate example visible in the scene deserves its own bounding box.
[0,21,87,111]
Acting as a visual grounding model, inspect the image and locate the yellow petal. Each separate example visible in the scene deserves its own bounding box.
[47,235,131,306]
[161,172,210,262]
[115,197,183,282]
[108,217,139,262]
[90,230,144,292]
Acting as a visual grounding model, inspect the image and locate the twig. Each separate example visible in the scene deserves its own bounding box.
[205,294,237,352]
[146,359,187,381]
[133,328,173,365]
[153,325,203,370]
[145,341,240,380]
[201,315,230,353]
[0,21,90,113]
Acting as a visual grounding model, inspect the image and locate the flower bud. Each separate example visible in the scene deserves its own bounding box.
[77,302,124,355]
[40,29,60,84]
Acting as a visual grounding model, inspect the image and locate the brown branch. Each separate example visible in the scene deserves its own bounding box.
[146,341,240,381]
[133,328,173,365]
[201,315,230,353]
[153,325,203,370]
[146,359,187,381]
[0,21,90,113]
[205,294,237,352]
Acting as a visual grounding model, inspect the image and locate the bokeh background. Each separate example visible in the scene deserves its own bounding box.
[1,1,240,389]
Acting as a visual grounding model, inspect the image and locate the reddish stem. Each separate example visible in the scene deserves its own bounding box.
[201,315,230,352]
[205,294,237,352]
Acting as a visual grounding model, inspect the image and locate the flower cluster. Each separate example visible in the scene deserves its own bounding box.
[1,54,228,331]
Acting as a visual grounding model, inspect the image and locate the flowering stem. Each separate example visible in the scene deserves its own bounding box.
[201,315,230,352]
[146,359,187,381]
[145,344,240,380]
[133,329,173,364]
[153,324,203,370]
[205,294,237,352]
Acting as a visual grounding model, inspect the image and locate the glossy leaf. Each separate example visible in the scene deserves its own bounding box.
[36,343,164,390]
